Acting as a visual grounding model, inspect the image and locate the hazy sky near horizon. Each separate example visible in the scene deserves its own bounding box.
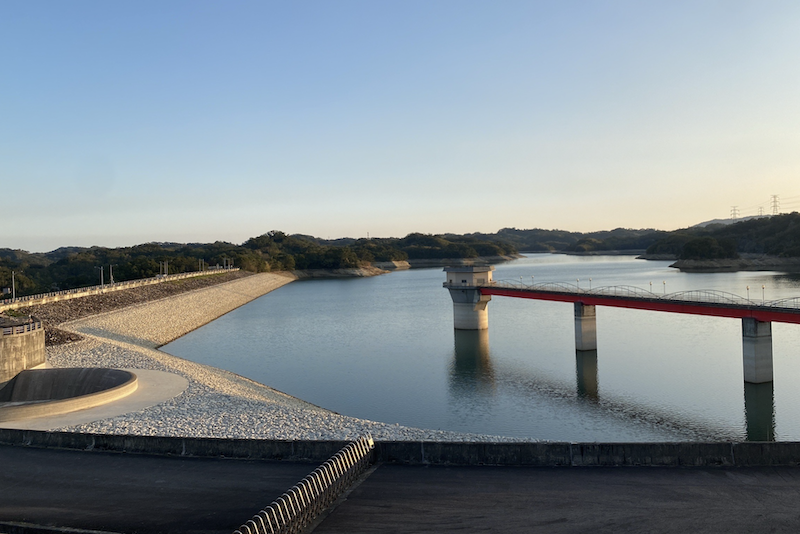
[2,1,800,252]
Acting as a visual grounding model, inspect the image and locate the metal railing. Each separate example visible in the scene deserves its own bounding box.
[0,268,239,311]
[0,318,42,337]
[233,434,375,534]
[487,279,800,311]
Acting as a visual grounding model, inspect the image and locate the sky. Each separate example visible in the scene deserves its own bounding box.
[2,1,800,252]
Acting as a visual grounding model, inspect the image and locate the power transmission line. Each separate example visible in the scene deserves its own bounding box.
[771,195,780,215]
[730,206,740,219]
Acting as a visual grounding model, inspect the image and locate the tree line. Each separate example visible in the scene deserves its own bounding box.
[4,215,798,297]
[466,214,800,261]
[0,231,517,297]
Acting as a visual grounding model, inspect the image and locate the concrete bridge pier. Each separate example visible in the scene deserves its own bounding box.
[742,318,773,384]
[574,303,597,351]
[444,266,495,330]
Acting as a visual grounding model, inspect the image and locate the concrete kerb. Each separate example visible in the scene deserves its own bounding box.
[3,429,800,466]
[0,429,353,462]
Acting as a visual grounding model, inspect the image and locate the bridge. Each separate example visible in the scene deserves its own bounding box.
[443,266,800,385]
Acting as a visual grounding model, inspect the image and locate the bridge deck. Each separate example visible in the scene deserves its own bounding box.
[473,284,800,325]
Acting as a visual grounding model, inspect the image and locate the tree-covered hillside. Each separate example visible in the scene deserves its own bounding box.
[0,231,518,297]
[6,215,798,298]
[452,227,667,253]
[646,212,800,259]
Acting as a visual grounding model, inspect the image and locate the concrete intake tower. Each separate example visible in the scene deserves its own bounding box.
[443,266,495,330]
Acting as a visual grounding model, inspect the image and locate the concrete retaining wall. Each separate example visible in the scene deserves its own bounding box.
[0,323,45,386]
[0,369,139,422]
[1,368,135,402]
[0,429,350,462]
[2,429,800,467]
[377,442,738,467]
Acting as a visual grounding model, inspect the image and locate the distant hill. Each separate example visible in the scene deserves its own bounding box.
[647,212,800,259]
[449,227,668,253]
[690,215,769,228]
[0,231,518,297]
[6,215,800,297]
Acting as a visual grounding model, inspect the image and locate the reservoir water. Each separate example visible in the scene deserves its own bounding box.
[163,255,800,442]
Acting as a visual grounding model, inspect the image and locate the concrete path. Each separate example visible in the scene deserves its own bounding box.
[314,464,800,533]
[0,369,188,431]
[0,444,313,534]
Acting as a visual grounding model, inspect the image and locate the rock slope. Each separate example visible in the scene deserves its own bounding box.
[45,272,524,442]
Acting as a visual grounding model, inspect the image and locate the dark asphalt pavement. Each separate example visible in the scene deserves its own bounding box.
[5,444,800,533]
[315,464,800,533]
[0,445,314,534]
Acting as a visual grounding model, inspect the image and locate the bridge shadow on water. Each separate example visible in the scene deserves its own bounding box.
[449,331,775,442]
[575,350,598,401]
[744,382,775,441]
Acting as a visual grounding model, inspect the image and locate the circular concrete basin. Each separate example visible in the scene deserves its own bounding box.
[0,368,138,422]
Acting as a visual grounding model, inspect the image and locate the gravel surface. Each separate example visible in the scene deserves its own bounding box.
[45,272,527,442]
[10,270,253,345]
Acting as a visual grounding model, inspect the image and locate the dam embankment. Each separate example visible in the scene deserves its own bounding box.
[6,271,518,442]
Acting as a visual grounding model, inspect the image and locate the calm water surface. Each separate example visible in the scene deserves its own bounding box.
[163,255,800,441]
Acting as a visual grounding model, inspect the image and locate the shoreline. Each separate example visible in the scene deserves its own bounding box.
[669,256,800,273]
[32,272,526,442]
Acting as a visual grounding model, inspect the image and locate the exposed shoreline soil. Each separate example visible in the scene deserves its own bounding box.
[670,257,800,273]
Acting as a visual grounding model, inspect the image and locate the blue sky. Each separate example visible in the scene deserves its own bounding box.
[2,1,799,251]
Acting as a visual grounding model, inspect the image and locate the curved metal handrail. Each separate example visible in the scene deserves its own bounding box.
[765,297,800,310]
[588,285,659,299]
[662,289,751,306]
[232,434,375,534]
[486,280,800,310]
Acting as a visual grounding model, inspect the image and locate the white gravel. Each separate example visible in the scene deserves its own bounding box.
[49,273,527,442]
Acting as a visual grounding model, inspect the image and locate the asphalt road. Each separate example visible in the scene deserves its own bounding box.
[0,445,314,534]
[315,464,800,533]
[5,444,800,534]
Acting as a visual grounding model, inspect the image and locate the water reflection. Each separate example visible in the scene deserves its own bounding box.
[450,330,495,396]
[575,350,599,400]
[744,382,775,441]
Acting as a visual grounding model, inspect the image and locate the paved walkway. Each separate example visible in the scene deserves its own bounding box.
[316,464,800,533]
[4,445,800,533]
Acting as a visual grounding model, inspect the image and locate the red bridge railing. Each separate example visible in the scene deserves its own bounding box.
[469,281,800,325]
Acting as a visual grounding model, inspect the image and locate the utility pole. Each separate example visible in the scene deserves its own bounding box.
[771,194,780,215]
[95,266,104,287]
[109,264,116,284]
[730,206,740,219]
[11,270,16,300]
